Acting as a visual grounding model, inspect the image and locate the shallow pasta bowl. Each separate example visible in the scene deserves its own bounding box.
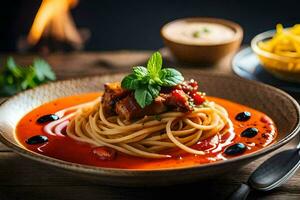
[0,71,299,186]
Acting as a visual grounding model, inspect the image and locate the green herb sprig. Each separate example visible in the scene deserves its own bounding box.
[0,57,56,96]
[121,52,184,108]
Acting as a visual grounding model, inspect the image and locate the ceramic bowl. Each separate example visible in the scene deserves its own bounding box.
[161,18,243,64]
[0,71,299,186]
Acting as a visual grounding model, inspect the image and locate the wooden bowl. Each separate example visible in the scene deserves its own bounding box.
[161,18,243,64]
[0,71,299,186]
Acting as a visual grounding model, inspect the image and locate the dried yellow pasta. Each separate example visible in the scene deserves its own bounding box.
[258,24,300,58]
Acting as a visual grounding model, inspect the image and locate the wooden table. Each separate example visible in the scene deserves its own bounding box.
[0,50,299,200]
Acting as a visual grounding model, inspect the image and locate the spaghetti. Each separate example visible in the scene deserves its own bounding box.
[47,96,234,159]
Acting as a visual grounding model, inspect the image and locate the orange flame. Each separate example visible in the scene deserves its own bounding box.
[27,0,80,46]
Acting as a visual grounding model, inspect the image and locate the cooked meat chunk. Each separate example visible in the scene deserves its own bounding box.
[101,82,129,116]
[160,89,193,112]
[101,80,198,120]
[115,95,167,120]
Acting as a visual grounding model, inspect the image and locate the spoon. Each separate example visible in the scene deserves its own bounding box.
[227,143,300,200]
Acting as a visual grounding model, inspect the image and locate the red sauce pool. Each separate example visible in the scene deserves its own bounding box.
[16,93,277,169]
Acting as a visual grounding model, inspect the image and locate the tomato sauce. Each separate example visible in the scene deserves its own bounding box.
[15,93,277,169]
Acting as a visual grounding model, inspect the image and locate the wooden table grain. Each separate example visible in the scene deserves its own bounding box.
[0,49,299,200]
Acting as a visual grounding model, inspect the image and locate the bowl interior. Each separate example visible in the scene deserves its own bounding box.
[0,72,299,185]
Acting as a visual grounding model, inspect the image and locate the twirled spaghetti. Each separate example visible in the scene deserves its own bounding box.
[59,96,233,159]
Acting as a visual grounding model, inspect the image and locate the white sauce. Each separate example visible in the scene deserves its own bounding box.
[162,21,236,45]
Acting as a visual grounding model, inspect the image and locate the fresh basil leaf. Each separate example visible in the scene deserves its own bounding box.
[148,84,160,98]
[21,70,36,89]
[134,87,153,108]
[153,76,163,85]
[159,68,184,86]
[6,57,22,78]
[149,78,155,85]
[133,66,148,78]
[121,74,140,90]
[0,57,56,96]
[147,52,162,77]
[121,52,185,107]
[0,75,5,86]
[140,75,151,85]
[0,84,19,96]
[6,75,14,85]
[33,58,56,81]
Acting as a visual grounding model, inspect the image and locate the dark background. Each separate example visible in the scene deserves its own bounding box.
[0,0,299,52]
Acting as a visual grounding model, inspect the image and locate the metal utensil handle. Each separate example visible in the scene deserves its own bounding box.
[227,183,251,200]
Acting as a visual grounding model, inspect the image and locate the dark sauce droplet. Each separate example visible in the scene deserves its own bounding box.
[235,111,251,121]
[37,114,59,124]
[241,127,258,138]
[26,135,48,145]
[224,143,246,155]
